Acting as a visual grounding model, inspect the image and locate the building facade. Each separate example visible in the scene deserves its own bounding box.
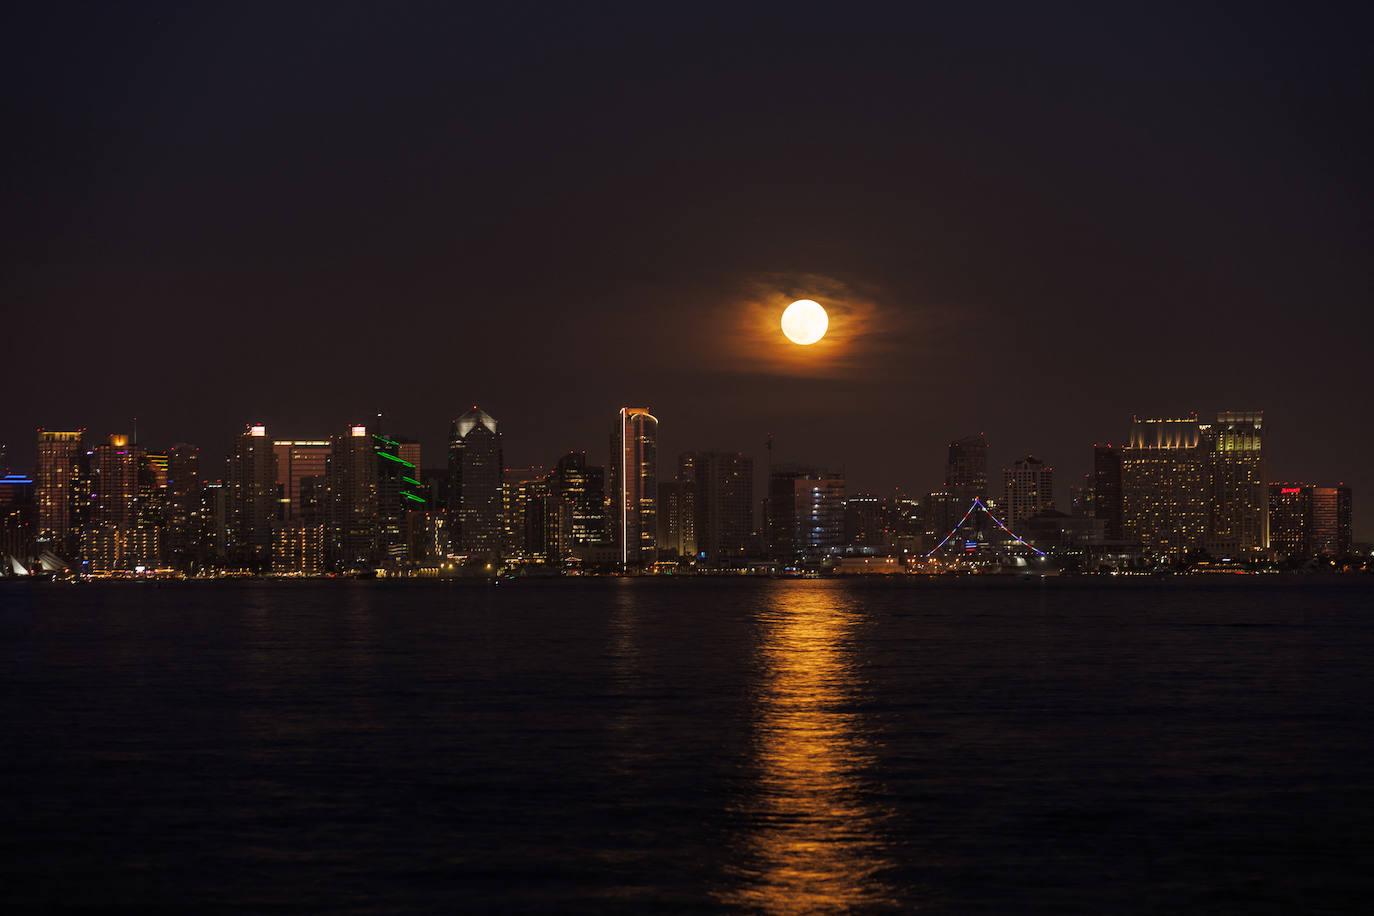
[448,408,503,556]
[1121,417,1209,558]
[679,451,753,561]
[1002,455,1054,526]
[612,408,658,568]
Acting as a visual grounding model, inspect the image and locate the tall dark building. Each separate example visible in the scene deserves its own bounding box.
[448,408,503,556]
[844,494,889,547]
[227,424,278,571]
[165,444,203,570]
[327,424,379,571]
[612,407,658,568]
[547,451,606,562]
[679,451,754,561]
[945,434,989,507]
[1092,444,1124,540]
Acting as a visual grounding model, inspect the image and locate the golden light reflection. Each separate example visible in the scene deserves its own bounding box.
[720,583,895,912]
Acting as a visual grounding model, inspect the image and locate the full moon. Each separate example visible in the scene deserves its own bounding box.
[780,299,828,345]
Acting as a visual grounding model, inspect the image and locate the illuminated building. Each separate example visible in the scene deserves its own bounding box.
[1269,483,1353,558]
[273,521,326,574]
[502,467,548,562]
[946,434,989,505]
[448,408,503,556]
[374,431,424,564]
[228,424,278,571]
[1121,416,1208,558]
[1002,455,1054,526]
[1092,444,1123,540]
[924,490,957,544]
[0,473,35,561]
[165,444,203,570]
[81,433,162,571]
[767,468,845,559]
[35,429,85,554]
[328,424,379,571]
[1205,411,1267,552]
[273,439,331,519]
[547,451,606,562]
[612,407,658,568]
[679,451,753,560]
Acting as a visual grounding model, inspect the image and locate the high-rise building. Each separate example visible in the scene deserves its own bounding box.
[328,424,379,571]
[273,440,331,520]
[1121,416,1208,558]
[844,494,889,547]
[82,433,160,571]
[502,467,548,563]
[612,407,658,568]
[1205,410,1267,552]
[165,444,203,570]
[657,478,683,559]
[1092,444,1124,540]
[1002,455,1054,526]
[547,451,606,562]
[679,451,754,561]
[946,434,989,506]
[1269,483,1353,559]
[767,467,845,559]
[448,408,503,556]
[35,429,85,554]
[227,424,278,571]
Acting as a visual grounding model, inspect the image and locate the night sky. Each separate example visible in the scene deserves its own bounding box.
[4,3,1371,535]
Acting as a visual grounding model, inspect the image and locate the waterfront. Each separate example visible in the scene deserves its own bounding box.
[3,579,1372,912]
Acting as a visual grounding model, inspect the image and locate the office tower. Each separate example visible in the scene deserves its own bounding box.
[679,451,754,561]
[374,431,424,563]
[328,424,379,571]
[1121,416,1208,558]
[1002,455,1054,526]
[0,472,35,561]
[397,439,422,474]
[35,429,85,553]
[657,478,683,559]
[547,451,606,562]
[448,408,503,556]
[767,467,845,559]
[1269,484,1353,558]
[1205,410,1267,552]
[227,424,278,571]
[82,433,162,571]
[165,444,203,569]
[273,439,331,519]
[946,434,989,506]
[612,407,658,568]
[844,494,888,547]
[1092,444,1124,540]
[502,467,548,562]
[924,490,957,541]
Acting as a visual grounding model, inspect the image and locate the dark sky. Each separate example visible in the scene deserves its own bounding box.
[4,3,1371,536]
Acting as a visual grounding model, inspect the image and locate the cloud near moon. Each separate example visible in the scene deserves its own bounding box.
[711,273,917,379]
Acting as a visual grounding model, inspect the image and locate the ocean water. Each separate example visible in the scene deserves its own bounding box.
[2,578,1372,913]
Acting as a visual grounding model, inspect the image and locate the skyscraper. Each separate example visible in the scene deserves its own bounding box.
[547,451,606,562]
[165,444,203,570]
[227,424,278,571]
[612,407,658,568]
[767,467,845,559]
[35,429,84,554]
[1205,410,1267,552]
[1121,416,1208,558]
[273,439,331,520]
[502,467,548,563]
[1269,483,1353,559]
[448,408,503,556]
[1092,444,1124,540]
[1002,455,1054,526]
[679,451,754,561]
[946,434,989,507]
[328,424,379,571]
